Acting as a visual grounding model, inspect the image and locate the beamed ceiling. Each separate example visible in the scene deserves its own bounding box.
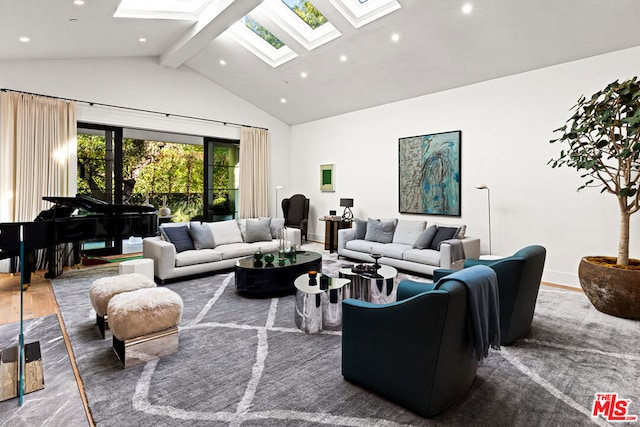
[2,0,640,125]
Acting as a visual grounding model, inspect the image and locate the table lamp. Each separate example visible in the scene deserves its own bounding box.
[340,198,354,221]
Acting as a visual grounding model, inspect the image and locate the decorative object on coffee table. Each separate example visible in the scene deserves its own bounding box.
[370,253,382,270]
[351,264,378,275]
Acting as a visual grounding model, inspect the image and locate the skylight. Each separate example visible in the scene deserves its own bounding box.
[329,0,400,28]
[226,17,298,68]
[259,0,341,51]
[244,15,284,49]
[281,0,328,29]
[114,0,211,20]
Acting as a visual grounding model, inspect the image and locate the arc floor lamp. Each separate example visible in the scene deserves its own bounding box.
[475,184,492,255]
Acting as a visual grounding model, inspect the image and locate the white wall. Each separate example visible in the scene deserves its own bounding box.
[0,56,291,218]
[290,46,640,288]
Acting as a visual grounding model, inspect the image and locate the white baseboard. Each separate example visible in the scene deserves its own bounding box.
[542,269,580,289]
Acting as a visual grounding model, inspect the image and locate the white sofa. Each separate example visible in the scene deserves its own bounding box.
[143,218,301,284]
[337,218,480,276]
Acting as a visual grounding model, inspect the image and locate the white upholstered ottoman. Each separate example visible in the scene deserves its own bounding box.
[107,287,183,368]
[89,273,156,338]
[118,258,154,281]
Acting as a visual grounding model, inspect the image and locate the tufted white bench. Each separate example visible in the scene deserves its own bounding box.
[89,273,156,338]
[107,287,183,368]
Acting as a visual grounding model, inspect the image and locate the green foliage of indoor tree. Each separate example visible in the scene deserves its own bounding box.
[549,77,640,266]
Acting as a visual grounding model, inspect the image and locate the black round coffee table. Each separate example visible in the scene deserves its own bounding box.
[235,251,322,295]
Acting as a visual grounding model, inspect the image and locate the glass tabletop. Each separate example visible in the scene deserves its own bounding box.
[235,250,321,270]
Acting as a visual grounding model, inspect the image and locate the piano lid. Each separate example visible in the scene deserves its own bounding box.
[42,194,157,215]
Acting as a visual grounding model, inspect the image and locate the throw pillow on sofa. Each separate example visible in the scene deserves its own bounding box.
[268,217,285,239]
[434,222,467,239]
[161,225,195,253]
[429,226,459,250]
[392,220,427,246]
[364,218,396,244]
[413,224,437,249]
[246,218,273,243]
[189,221,216,249]
[354,218,367,240]
[206,220,243,246]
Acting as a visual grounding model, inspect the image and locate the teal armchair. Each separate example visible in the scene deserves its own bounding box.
[433,245,546,345]
[341,266,498,417]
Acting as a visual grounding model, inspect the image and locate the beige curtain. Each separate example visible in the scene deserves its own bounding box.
[0,91,76,222]
[238,127,269,218]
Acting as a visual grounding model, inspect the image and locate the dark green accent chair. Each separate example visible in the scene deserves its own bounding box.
[342,268,495,418]
[433,245,546,346]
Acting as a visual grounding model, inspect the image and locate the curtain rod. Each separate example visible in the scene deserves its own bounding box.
[0,88,268,131]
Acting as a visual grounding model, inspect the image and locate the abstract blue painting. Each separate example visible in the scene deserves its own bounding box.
[398,130,461,216]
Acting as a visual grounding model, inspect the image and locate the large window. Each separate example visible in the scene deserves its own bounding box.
[77,124,210,254]
[204,138,239,221]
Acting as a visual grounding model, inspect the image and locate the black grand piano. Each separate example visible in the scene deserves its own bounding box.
[0,194,157,281]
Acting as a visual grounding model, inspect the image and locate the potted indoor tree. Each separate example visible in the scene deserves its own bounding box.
[549,76,640,320]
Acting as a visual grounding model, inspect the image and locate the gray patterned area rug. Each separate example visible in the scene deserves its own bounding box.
[51,259,640,426]
[0,314,89,427]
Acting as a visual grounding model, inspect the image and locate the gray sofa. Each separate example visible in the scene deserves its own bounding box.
[143,218,301,284]
[337,218,480,276]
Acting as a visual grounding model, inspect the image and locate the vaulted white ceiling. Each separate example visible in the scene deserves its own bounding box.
[2,0,640,125]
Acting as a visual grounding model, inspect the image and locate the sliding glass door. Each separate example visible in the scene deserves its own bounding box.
[204,138,239,221]
[77,123,124,255]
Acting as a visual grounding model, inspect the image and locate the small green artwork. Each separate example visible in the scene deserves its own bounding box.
[320,164,334,192]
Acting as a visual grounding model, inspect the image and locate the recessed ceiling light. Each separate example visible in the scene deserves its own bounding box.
[138,37,147,42]
[19,36,30,42]
[340,55,348,62]
[300,71,307,78]
[73,0,85,5]
[462,3,473,14]
[219,59,226,66]
[280,98,287,104]
[391,33,400,42]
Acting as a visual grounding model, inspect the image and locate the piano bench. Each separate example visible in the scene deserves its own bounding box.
[89,273,156,338]
[108,287,183,368]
